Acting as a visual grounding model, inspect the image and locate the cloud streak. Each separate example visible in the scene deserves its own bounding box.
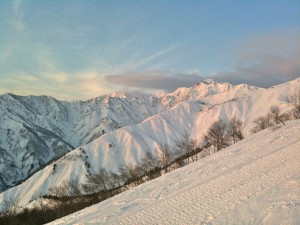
[109,43,183,74]
[212,32,300,87]
[0,71,115,101]
[131,44,182,70]
[105,71,203,92]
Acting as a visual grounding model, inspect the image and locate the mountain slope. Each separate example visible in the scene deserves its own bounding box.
[0,93,162,191]
[0,78,299,210]
[49,120,300,225]
[0,79,255,192]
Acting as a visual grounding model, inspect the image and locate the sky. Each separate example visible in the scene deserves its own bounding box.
[0,0,299,100]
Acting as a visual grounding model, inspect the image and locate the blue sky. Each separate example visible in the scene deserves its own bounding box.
[0,0,299,100]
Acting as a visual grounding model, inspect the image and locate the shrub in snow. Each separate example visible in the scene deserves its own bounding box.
[203,119,230,153]
[286,88,300,117]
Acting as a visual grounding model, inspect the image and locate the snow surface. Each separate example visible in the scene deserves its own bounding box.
[49,120,300,225]
[0,78,300,210]
[0,79,253,191]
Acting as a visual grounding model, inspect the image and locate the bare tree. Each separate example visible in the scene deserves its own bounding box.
[138,151,159,176]
[157,144,173,172]
[108,172,122,188]
[190,149,199,162]
[33,193,51,223]
[286,89,300,118]
[289,108,300,120]
[117,164,130,184]
[0,197,21,225]
[48,181,69,198]
[251,115,272,133]
[85,167,111,192]
[1,197,20,217]
[68,178,81,196]
[227,117,244,143]
[203,119,229,153]
[47,179,85,218]
[174,130,197,164]
[269,105,287,126]
[118,163,144,186]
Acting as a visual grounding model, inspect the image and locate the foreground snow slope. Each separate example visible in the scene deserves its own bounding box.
[0,78,299,209]
[50,120,300,225]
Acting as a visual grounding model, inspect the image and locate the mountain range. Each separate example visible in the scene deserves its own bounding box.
[0,79,256,192]
[0,77,299,211]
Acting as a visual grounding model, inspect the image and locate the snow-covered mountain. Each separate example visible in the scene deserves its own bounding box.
[0,79,252,192]
[49,119,300,225]
[0,78,299,210]
[0,94,158,192]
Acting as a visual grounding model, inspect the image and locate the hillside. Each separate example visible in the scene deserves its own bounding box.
[0,79,255,191]
[0,78,299,211]
[49,119,300,225]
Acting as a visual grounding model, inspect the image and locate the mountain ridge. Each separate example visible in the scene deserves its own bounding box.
[0,79,256,192]
[49,119,300,225]
[0,77,299,210]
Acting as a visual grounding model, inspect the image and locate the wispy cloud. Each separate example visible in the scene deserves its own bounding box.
[0,69,203,100]
[111,43,183,73]
[0,71,114,101]
[132,44,182,70]
[105,71,203,92]
[212,32,300,87]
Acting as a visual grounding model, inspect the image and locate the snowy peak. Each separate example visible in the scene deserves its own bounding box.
[157,79,260,107]
[191,79,259,95]
[169,79,258,98]
[0,77,298,204]
[202,78,215,84]
[109,91,128,99]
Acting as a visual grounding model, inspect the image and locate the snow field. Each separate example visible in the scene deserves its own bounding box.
[49,120,300,225]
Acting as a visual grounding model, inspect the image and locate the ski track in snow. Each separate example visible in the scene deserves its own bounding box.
[116,145,299,225]
[49,122,300,225]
